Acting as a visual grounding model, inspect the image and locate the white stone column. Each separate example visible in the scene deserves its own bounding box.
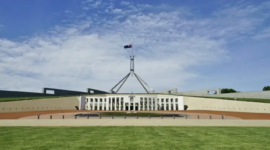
[178,98,180,110]
[169,98,171,111]
[97,98,99,110]
[164,99,166,111]
[151,98,154,111]
[88,98,90,110]
[101,98,104,110]
[92,98,95,110]
[155,98,157,111]
[128,101,130,111]
[119,98,121,111]
[173,98,176,111]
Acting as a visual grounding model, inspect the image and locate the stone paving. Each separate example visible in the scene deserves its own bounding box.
[0,119,270,126]
[18,112,240,120]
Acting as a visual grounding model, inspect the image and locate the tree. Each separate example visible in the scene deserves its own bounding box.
[221,88,237,94]
[263,86,270,91]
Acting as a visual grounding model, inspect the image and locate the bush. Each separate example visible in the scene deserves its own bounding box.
[263,86,270,91]
[221,88,237,94]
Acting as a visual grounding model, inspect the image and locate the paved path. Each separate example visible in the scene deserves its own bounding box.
[1,119,270,126]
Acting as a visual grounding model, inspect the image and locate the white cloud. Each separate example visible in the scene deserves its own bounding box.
[83,7,89,10]
[111,8,122,14]
[254,27,270,39]
[120,1,130,6]
[0,1,269,93]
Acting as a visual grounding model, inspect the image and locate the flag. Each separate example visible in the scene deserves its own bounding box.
[124,44,132,49]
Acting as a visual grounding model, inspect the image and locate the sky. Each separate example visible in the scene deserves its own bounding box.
[0,0,269,93]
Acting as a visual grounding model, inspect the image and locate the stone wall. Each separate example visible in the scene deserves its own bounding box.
[184,96,270,113]
[0,97,79,112]
[179,90,270,99]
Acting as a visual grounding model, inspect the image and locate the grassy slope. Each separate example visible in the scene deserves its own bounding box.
[0,127,269,150]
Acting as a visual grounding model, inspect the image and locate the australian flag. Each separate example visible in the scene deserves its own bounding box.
[124,44,132,49]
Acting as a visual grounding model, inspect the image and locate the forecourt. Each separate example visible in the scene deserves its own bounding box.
[1,119,270,127]
[1,93,270,127]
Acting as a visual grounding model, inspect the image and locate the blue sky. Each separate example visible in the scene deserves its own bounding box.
[0,0,269,93]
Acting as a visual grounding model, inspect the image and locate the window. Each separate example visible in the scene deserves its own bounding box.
[45,90,55,94]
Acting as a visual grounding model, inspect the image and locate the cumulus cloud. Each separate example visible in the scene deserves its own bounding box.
[0,1,269,93]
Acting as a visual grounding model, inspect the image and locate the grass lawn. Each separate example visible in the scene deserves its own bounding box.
[0,127,269,150]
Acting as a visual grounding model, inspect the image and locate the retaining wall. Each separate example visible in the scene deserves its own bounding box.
[179,91,270,99]
[184,97,270,113]
[0,97,79,113]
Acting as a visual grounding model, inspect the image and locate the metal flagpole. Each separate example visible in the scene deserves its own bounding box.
[131,43,134,77]
[109,43,154,93]
[132,43,133,56]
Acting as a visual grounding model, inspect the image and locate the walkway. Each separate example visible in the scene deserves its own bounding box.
[1,119,270,127]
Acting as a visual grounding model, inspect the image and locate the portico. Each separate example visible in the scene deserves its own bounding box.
[81,94,184,111]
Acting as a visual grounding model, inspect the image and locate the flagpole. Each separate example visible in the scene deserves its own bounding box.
[132,43,133,56]
[131,43,134,77]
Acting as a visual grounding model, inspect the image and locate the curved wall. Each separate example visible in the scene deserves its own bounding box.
[184,97,270,113]
[0,97,78,113]
[1,96,270,113]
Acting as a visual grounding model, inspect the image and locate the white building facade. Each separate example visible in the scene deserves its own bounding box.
[80,94,184,111]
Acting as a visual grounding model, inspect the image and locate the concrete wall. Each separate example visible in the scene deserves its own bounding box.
[0,90,49,98]
[210,91,270,99]
[184,97,270,113]
[0,88,108,98]
[0,97,79,113]
[178,89,221,96]
[178,89,270,99]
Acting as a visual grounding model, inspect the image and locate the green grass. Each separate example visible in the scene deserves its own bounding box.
[0,96,75,102]
[189,96,270,103]
[0,127,269,150]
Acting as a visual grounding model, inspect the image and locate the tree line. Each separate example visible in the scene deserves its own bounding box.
[221,86,270,94]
